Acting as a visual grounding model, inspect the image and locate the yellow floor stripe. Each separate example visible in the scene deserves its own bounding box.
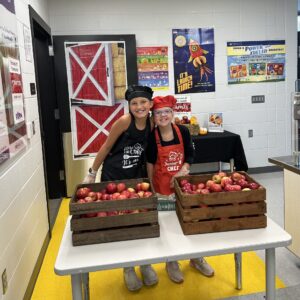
[31,198,285,300]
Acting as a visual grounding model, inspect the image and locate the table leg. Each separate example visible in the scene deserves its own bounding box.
[234,252,242,290]
[218,161,222,172]
[266,248,276,300]
[71,274,83,300]
[230,159,234,172]
[82,273,90,300]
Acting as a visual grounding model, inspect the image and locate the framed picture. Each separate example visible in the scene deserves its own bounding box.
[208,112,223,132]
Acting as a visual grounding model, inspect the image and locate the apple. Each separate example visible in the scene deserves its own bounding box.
[221,176,233,188]
[248,182,259,190]
[143,191,153,198]
[107,211,118,216]
[141,182,150,191]
[210,183,222,192]
[96,192,102,200]
[117,182,126,192]
[121,190,131,198]
[224,184,235,192]
[127,187,135,193]
[97,211,107,217]
[206,180,214,188]
[242,188,251,191]
[112,192,121,200]
[106,183,117,194]
[84,196,94,203]
[236,179,249,188]
[191,184,197,191]
[212,174,222,184]
[101,194,110,201]
[137,191,144,198]
[76,187,91,199]
[87,191,97,201]
[85,212,97,218]
[232,184,242,191]
[136,183,142,191]
[77,199,86,204]
[100,188,107,194]
[231,172,243,182]
[200,188,210,194]
[197,183,205,190]
[179,179,189,187]
[129,192,139,199]
[117,194,127,200]
[218,171,227,178]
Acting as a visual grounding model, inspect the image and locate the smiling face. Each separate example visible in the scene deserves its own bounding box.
[129,97,153,119]
[153,107,174,127]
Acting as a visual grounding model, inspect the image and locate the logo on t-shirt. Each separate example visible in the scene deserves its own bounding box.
[122,143,144,169]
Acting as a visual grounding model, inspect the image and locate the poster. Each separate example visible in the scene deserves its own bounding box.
[208,112,223,132]
[172,28,215,94]
[227,40,285,84]
[65,41,128,159]
[137,46,169,90]
[173,95,191,121]
[23,25,32,62]
[0,0,27,164]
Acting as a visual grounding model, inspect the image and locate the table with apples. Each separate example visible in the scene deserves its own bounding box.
[192,130,248,172]
[55,212,291,300]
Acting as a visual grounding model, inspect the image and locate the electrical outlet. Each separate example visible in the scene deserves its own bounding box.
[2,269,8,295]
[248,129,253,138]
[251,95,265,103]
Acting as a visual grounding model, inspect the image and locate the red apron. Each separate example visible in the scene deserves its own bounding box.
[153,125,185,195]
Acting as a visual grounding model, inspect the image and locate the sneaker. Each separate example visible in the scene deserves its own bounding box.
[166,261,184,283]
[190,257,214,277]
[123,267,143,291]
[140,265,158,286]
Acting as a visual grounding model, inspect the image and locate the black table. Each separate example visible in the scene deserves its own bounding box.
[192,130,248,171]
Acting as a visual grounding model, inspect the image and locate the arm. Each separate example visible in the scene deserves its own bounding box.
[146,162,154,188]
[83,115,131,183]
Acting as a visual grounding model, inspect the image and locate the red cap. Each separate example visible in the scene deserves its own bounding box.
[152,95,177,110]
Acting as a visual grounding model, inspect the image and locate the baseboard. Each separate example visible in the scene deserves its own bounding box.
[23,231,51,300]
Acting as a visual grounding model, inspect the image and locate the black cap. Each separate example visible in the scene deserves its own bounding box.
[125,85,153,101]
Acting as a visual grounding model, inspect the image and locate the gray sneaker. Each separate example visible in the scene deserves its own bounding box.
[140,264,158,286]
[166,261,184,283]
[123,267,143,291]
[190,257,215,277]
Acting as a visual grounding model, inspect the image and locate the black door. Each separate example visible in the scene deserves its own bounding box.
[29,7,65,199]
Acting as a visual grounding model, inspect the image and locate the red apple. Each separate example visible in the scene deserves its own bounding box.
[197,183,205,190]
[231,172,243,182]
[224,184,235,192]
[141,182,150,191]
[206,180,214,188]
[106,182,117,194]
[218,171,227,178]
[97,211,107,217]
[136,183,142,191]
[143,191,153,198]
[76,187,91,199]
[84,196,94,203]
[200,188,210,194]
[85,212,97,218]
[117,182,126,192]
[107,211,118,216]
[242,188,251,191]
[77,199,86,204]
[248,182,259,190]
[96,192,102,200]
[112,192,121,200]
[117,194,127,200]
[87,191,97,201]
[179,179,189,187]
[236,179,249,188]
[191,184,197,191]
[129,192,139,199]
[121,190,131,198]
[221,176,233,188]
[232,184,242,191]
[210,183,222,192]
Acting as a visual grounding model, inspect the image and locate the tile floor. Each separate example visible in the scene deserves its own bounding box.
[48,171,300,299]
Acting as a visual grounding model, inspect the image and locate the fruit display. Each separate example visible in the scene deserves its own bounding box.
[70,178,160,246]
[178,171,261,195]
[174,115,200,136]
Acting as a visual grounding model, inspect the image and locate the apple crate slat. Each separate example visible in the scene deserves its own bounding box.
[174,172,267,235]
[70,178,159,246]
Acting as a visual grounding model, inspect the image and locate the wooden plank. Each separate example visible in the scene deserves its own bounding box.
[72,224,160,246]
[71,210,158,231]
[176,208,267,235]
[174,172,266,207]
[176,200,266,222]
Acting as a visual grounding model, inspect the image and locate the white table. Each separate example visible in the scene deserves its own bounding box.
[55,213,291,300]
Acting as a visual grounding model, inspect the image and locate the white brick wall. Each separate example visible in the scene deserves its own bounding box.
[49,0,298,169]
[0,0,49,299]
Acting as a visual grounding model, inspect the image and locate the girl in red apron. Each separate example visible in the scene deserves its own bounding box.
[147,95,215,284]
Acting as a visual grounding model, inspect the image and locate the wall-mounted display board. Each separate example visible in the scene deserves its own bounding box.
[137,46,169,90]
[172,28,215,94]
[0,0,27,165]
[227,40,285,84]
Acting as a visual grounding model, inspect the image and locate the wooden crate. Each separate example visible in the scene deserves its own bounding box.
[174,172,267,235]
[70,178,159,246]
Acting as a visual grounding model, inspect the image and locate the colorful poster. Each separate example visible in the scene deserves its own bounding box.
[137,46,169,90]
[227,40,285,84]
[172,28,215,94]
[0,0,27,164]
[208,112,223,132]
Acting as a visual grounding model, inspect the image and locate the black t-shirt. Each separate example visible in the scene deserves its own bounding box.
[146,124,194,165]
